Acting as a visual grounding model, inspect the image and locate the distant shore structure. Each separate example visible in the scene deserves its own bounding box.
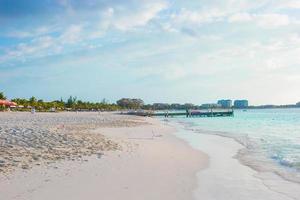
[217,99,232,108]
[200,99,249,109]
[201,103,221,109]
[124,109,234,118]
[234,100,249,108]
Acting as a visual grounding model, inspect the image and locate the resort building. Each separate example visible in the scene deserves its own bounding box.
[217,99,232,108]
[234,100,249,108]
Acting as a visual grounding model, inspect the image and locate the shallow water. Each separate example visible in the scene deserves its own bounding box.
[166,108,300,182]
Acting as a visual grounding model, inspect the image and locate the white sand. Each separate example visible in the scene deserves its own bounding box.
[0,112,146,174]
[0,115,207,200]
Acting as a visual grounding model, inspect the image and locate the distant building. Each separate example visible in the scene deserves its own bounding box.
[201,103,222,109]
[217,99,232,108]
[234,100,249,108]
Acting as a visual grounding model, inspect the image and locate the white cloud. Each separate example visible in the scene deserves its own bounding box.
[0,0,168,64]
[3,0,168,49]
[274,0,300,9]
[59,24,83,44]
[219,36,300,72]
[0,36,59,63]
[80,1,168,39]
[285,1,300,9]
[164,0,299,35]
[108,2,168,31]
[134,34,300,82]
[228,13,253,22]
[228,13,291,28]
[6,26,55,39]
[0,24,85,63]
[257,14,290,28]
[1,0,299,72]
[170,8,226,25]
[167,0,272,27]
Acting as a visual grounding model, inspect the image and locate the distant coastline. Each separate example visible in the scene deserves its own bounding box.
[1,91,300,112]
[246,104,300,109]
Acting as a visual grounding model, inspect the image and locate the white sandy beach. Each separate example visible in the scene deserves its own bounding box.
[1,112,300,200]
[0,112,206,200]
[2,0,300,199]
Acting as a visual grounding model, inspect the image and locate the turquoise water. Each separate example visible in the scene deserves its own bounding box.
[169,108,300,176]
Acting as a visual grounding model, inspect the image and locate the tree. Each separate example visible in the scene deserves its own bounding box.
[3,95,120,111]
[117,98,130,108]
[101,98,108,104]
[184,103,195,109]
[66,96,77,108]
[52,100,65,110]
[0,92,6,100]
[117,98,144,109]
[11,98,28,106]
[28,96,38,108]
[29,96,37,104]
[131,99,144,109]
[152,103,170,110]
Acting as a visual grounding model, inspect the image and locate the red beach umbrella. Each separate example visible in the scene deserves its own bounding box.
[0,100,6,105]
[0,100,17,107]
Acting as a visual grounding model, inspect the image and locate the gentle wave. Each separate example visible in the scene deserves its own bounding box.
[174,119,300,184]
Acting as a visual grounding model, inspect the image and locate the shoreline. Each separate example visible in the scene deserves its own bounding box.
[0,113,208,200]
[170,120,300,200]
[173,119,300,183]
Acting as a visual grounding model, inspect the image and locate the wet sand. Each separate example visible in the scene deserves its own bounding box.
[173,124,300,200]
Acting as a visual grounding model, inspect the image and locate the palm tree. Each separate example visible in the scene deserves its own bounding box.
[0,92,6,100]
[29,96,37,103]
[66,96,77,109]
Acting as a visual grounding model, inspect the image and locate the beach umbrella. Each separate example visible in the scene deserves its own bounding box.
[0,100,7,105]
[9,102,17,107]
[0,100,17,107]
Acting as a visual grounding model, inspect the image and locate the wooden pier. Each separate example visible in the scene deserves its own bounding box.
[124,109,234,118]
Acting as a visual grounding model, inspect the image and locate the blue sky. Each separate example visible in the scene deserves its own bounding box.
[1,0,300,105]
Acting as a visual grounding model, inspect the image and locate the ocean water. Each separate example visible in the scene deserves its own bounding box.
[167,108,300,183]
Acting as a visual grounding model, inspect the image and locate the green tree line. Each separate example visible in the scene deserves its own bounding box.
[1,92,120,111]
